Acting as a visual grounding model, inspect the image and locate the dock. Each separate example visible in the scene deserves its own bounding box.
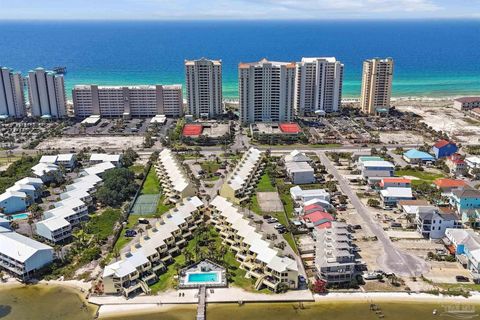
[196,286,207,320]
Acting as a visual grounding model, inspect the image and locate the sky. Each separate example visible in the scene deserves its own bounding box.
[0,0,479,20]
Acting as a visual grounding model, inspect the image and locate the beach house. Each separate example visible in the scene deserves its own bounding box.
[0,191,27,214]
[380,187,413,207]
[415,209,461,239]
[403,149,435,164]
[432,140,458,159]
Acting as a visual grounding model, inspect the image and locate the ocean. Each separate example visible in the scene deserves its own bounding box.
[0,20,479,99]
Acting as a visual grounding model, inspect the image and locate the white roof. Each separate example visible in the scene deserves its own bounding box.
[0,229,52,263]
[103,260,137,278]
[226,148,262,191]
[90,153,121,162]
[7,183,36,193]
[210,196,299,273]
[284,150,310,163]
[54,197,86,209]
[301,57,339,63]
[32,162,59,177]
[380,187,413,198]
[40,155,58,164]
[285,161,314,173]
[158,149,191,193]
[74,174,102,184]
[82,161,115,176]
[0,191,27,202]
[37,216,70,232]
[57,153,75,162]
[363,161,395,168]
[16,177,43,187]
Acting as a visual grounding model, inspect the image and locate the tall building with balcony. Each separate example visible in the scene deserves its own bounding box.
[185,58,223,118]
[238,59,296,124]
[72,84,183,118]
[27,68,67,118]
[360,58,394,115]
[0,66,26,119]
[295,57,343,115]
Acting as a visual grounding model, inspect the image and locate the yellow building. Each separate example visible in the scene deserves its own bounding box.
[360,58,394,115]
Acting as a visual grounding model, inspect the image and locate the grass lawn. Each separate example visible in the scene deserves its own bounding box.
[396,168,445,186]
[256,173,276,192]
[86,208,122,241]
[129,165,145,174]
[113,214,158,252]
[200,161,221,174]
[156,194,175,215]
[436,283,480,292]
[203,175,220,181]
[141,167,160,194]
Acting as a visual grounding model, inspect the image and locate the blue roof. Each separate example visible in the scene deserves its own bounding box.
[403,149,435,161]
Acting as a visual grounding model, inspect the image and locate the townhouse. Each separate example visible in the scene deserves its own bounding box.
[0,226,54,280]
[31,162,61,182]
[209,196,299,292]
[284,151,315,185]
[220,148,264,204]
[102,196,204,297]
[155,149,195,203]
[0,191,27,214]
[89,153,123,167]
[81,161,116,178]
[314,222,356,284]
[40,153,77,170]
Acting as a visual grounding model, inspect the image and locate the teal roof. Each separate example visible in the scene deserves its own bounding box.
[358,156,384,162]
[403,149,435,161]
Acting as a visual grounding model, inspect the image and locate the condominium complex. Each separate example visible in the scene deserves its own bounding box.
[0,66,26,118]
[155,149,195,203]
[238,59,296,124]
[185,58,223,118]
[102,196,205,297]
[27,68,67,118]
[72,85,183,118]
[210,196,299,291]
[295,57,343,115]
[360,58,394,114]
[220,148,264,204]
[314,222,356,284]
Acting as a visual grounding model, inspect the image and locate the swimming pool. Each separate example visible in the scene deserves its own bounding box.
[187,272,219,283]
[0,213,29,221]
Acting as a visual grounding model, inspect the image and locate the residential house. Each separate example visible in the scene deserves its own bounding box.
[284,150,315,184]
[89,153,123,167]
[360,160,395,179]
[434,178,467,193]
[0,226,53,280]
[446,153,467,176]
[31,163,61,182]
[379,177,411,189]
[290,186,330,204]
[380,187,413,207]
[314,222,356,284]
[6,183,37,205]
[0,191,27,214]
[449,187,480,221]
[81,161,115,178]
[301,211,334,230]
[466,156,480,178]
[416,209,461,239]
[432,140,458,159]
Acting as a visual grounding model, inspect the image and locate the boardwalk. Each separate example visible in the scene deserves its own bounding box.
[196,286,207,320]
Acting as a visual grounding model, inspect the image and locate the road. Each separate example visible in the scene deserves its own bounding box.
[316,151,429,277]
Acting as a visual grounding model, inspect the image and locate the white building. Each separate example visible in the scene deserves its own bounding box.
[360,58,394,115]
[290,186,330,204]
[416,209,461,239]
[380,187,413,207]
[155,149,195,203]
[210,196,299,291]
[40,153,76,169]
[0,226,53,279]
[295,57,343,115]
[31,162,61,182]
[314,222,356,284]
[360,160,395,179]
[103,197,204,296]
[284,150,315,184]
[239,59,296,124]
[6,183,36,205]
[72,85,183,118]
[185,58,222,118]
[89,153,122,167]
[27,68,67,118]
[220,148,264,204]
[453,97,480,111]
[0,66,26,118]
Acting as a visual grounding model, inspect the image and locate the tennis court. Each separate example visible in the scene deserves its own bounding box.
[130,194,160,215]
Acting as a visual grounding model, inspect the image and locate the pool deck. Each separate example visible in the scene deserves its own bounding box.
[89,287,314,306]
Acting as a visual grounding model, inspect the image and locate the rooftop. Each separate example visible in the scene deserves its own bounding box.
[434,178,467,189]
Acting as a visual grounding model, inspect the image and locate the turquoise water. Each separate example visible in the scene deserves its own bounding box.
[187,272,218,283]
[0,20,479,98]
[1,213,29,220]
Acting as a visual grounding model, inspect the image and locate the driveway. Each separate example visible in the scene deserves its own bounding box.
[316,151,430,277]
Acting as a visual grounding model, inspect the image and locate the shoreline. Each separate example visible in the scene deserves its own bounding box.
[96,291,480,318]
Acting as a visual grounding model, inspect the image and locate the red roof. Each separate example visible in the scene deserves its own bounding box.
[455,97,480,104]
[182,124,203,136]
[448,153,465,165]
[434,139,454,148]
[304,204,325,212]
[381,177,411,184]
[301,211,334,227]
[434,178,467,189]
[279,122,301,134]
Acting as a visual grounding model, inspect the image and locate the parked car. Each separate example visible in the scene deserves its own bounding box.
[138,218,150,224]
[274,223,284,230]
[267,218,279,224]
[125,229,137,237]
[456,276,469,282]
[263,215,272,219]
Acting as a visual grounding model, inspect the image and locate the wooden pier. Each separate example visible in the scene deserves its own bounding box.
[196,286,207,320]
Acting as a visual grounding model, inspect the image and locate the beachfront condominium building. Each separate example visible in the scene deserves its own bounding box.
[360,58,394,115]
[185,58,223,118]
[239,59,296,124]
[27,68,67,118]
[72,85,183,118]
[295,57,344,115]
[0,67,26,119]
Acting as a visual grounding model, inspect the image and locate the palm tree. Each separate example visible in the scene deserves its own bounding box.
[27,217,35,235]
